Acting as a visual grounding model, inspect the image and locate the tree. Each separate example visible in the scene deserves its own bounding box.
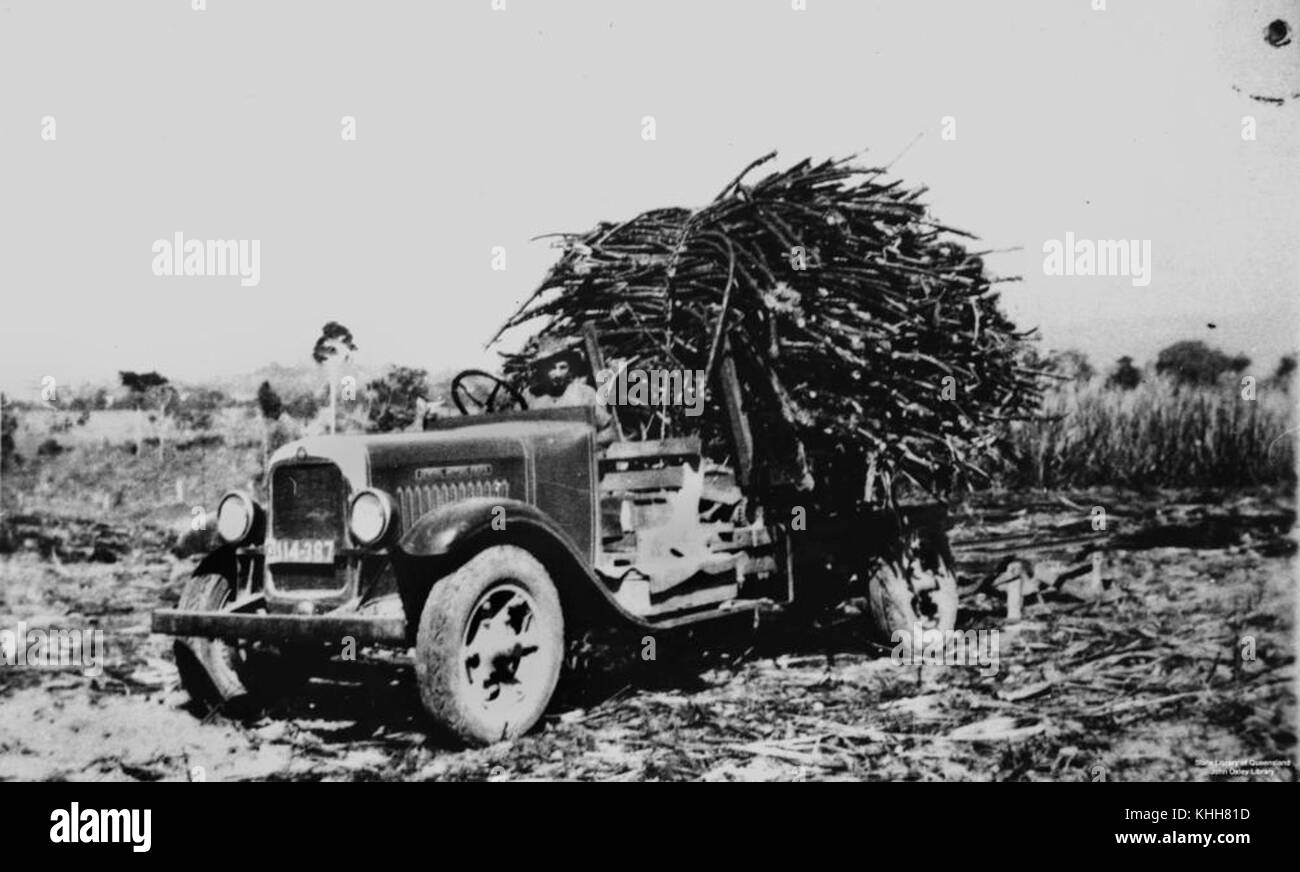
[257,381,283,421]
[1023,347,1093,387]
[1106,356,1142,391]
[119,371,169,404]
[256,381,283,470]
[1273,354,1296,387]
[366,366,430,433]
[1,394,19,471]
[119,371,177,458]
[1154,340,1250,387]
[312,322,357,434]
[1053,349,1094,383]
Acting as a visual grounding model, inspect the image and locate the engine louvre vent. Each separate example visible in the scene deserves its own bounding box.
[396,479,510,529]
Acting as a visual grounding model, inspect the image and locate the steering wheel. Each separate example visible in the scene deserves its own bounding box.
[450,370,529,416]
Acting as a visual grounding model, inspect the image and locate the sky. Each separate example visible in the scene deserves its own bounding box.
[1,0,1298,400]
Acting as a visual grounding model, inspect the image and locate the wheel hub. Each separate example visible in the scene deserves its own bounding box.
[463,584,545,712]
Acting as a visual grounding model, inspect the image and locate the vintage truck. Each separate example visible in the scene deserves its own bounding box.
[152,337,958,745]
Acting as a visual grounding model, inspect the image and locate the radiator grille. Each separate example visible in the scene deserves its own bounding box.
[272,462,345,541]
[270,462,346,592]
[396,479,510,529]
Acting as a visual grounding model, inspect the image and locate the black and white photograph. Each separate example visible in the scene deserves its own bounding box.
[0,0,1296,804]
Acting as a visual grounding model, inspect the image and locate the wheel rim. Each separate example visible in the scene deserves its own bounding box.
[869,559,958,639]
[908,565,953,630]
[461,582,550,721]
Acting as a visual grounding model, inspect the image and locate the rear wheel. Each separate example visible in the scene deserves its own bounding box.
[864,554,959,644]
[414,545,565,745]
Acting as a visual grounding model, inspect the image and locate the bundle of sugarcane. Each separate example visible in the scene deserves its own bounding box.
[493,152,1040,506]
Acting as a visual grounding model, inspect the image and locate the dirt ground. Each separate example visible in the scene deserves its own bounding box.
[0,488,1294,782]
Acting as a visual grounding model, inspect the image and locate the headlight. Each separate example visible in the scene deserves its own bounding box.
[216,491,261,545]
[348,489,394,546]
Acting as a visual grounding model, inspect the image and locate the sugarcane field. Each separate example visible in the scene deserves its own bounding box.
[1,0,1297,812]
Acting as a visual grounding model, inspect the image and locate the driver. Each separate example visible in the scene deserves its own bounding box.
[526,336,615,445]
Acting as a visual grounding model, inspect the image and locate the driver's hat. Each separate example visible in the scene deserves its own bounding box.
[530,335,582,369]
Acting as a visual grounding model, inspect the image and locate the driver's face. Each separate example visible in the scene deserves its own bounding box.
[543,359,572,393]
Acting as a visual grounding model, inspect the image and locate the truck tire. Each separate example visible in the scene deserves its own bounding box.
[173,573,313,713]
[864,556,959,645]
[414,545,565,745]
[174,574,251,705]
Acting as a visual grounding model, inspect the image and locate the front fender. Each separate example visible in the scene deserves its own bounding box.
[193,545,239,581]
[396,497,653,631]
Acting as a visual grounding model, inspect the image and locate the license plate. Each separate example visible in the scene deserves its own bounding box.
[265,538,335,565]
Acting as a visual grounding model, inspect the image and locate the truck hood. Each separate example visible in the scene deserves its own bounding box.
[268,419,594,493]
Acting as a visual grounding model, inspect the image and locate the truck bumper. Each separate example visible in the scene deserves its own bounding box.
[151,609,408,646]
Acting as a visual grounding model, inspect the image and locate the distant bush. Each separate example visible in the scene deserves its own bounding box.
[283,392,321,422]
[1044,349,1094,383]
[1106,356,1142,391]
[37,438,65,457]
[256,417,299,456]
[1155,341,1249,387]
[177,433,225,450]
[1272,354,1296,388]
[175,388,229,431]
[1,399,19,470]
[67,386,110,412]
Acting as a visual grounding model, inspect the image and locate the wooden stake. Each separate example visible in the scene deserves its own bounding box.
[1006,572,1023,621]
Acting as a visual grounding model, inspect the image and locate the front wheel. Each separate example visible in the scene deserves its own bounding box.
[172,573,316,714]
[173,574,248,705]
[414,545,565,745]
